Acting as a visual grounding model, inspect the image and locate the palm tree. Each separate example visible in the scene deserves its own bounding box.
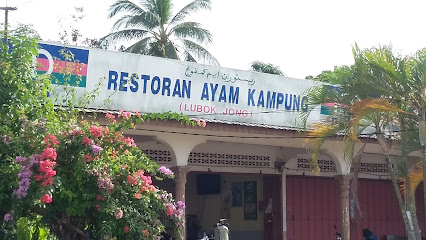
[354,46,426,235]
[305,65,352,85]
[299,45,423,240]
[250,61,285,76]
[101,0,219,65]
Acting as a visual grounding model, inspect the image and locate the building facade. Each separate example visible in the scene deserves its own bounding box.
[38,42,424,240]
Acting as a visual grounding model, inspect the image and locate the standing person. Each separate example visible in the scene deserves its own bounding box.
[363,228,380,240]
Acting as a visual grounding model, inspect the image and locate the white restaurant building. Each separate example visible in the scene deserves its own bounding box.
[38,42,424,240]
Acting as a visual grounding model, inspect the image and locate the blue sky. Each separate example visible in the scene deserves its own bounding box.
[4,0,426,79]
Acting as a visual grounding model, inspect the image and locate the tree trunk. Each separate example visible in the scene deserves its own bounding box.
[419,119,426,236]
[384,156,417,240]
[377,134,421,240]
[406,170,422,240]
[49,216,89,240]
[420,145,426,238]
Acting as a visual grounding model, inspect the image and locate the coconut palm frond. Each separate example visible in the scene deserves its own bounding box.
[182,39,219,65]
[100,29,150,45]
[400,129,421,156]
[343,120,371,165]
[343,139,355,168]
[165,41,179,60]
[363,46,402,80]
[311,85,346,106]
[112,15,134,30]
[400,163,423,196]
[125,36,153,54]
[108,0,144,18]
[411,49,426,87]
[362,46,407,92]
[144,0,171,24]
[105,0,217,62]
[305,121,347,173]
[407,49,426,109]
[352,45,402,99]
[349,98,413,141]
[298,84,348,129]
[112,12,160,31]
[409,166,423,195]
[297,85,326,129]
[170,22,212,44]
[355,46,418,109]
[182,50,197,62]
[170,0,211,24]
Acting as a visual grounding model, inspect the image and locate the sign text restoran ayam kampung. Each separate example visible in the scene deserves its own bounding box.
[107,66,308,117]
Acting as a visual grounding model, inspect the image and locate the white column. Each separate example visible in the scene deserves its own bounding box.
[155,135,206,166]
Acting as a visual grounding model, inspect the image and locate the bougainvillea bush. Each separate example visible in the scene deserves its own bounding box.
[3,111,191,240]
[0,26,203,240]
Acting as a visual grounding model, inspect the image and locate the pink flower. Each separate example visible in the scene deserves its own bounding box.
[38,160,56,173]
[91,145,103,155]
[44,169,56,178]
[97,176,114,191]
[149,185,157,192]
[142,229,149,237]
[194,119,207,127]
[127,175,134,184]
[83,154,93,163]
[41,178,53,186]
[90,126,103,138]
[41,194,52,204]
[40,147,57,161]
[123,137,136,147]
[177,201,186,210]
[3,213,13,222]
[134,193,141,199]
[34,174,44,181]
[158,166,174,176]
[106,113,115,121]
[71,129,82,136]
[166,204,174,216]
[114,208,123,219]
[36,158,56,187]
[133,111,141,117]
[120,110,132,119]
[135,170,144,178]
[2,135,11,145]
[124,225,130,233]
[82,137,93,146]
[43,134,60,146]
[140,186,148,193]
[145,176,152,185]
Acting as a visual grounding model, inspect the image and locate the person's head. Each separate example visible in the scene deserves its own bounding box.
[363,228,372,238]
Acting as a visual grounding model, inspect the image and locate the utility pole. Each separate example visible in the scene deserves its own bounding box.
[0,6,17,45]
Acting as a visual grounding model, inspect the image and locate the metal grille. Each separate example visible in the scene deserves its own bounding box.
[297,158,337,172]
[188,152,270,167]
[143,149,172,163]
